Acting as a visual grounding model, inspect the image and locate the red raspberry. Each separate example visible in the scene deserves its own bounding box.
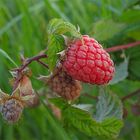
[62,35,115,85]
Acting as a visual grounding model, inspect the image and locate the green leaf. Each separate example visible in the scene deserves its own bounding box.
[51,90,123,138]
[63,106,123,138]
[47,19,82,71]
[47,18,81,38]
[109,58,129,85]
[49,97,69,110]
[93,19,125,41]
[100,117,123,138]
[94,88,123,121]
[0,48,18,67]
[47,34,64,71]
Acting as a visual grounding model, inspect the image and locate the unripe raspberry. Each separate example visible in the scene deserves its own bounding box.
[47,64,82,100]
[16,73,39,108]
[1,99,23,123]
[62,35,115,85]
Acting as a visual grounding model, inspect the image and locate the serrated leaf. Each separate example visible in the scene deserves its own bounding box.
[47,34,64,71]
[109,58,129,85]
[63,106,123,138]
[100,117,123,138]
[51,92,123,138]
[93,19,125,41]
[47,18,81,38]
[94,88,123,121]
[0,48,18,67]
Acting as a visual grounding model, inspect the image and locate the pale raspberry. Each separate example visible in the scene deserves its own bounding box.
[47,64,82,100]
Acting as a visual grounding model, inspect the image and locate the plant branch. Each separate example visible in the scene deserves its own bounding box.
[14,54,48,72]
[106,41,140,53]
[37,59,49,69]
[12,53,48,91]
[121,89,140,102]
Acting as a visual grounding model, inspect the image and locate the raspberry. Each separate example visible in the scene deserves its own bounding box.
[20,75,33,96]
[1,99,23,123]
[47,64,82,100]
[19,75,39,107]
[62,35,115,85]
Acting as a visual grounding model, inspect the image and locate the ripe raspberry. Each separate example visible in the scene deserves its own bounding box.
[62,35,115,85]
[1,99,23,123]
[47,64,82,100]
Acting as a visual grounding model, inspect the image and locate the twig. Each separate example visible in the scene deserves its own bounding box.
[13,54,48,72]
[12,53,48,91]
[106,41,140,53]
[121,89,140,102]
[37,59,49,69]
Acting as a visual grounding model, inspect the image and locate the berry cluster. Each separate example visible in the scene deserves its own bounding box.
[0,34,115,124]
[0,69,39,123]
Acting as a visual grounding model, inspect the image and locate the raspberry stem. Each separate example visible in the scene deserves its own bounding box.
[13,53,48,72]
[37,59,49,69]
[12,53,48,91]
[106,41,140,53]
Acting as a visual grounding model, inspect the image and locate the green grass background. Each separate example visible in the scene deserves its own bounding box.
[0,0,140,140]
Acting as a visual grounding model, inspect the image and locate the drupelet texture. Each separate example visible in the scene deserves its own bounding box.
[1,99,23,123]
[47,64,82,100]
[62,35,115,85]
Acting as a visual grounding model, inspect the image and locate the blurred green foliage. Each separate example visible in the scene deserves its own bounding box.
[0,0,140,140]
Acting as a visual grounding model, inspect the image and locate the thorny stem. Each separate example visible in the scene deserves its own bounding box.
[12,53,48,91]
[105,41,140,53]
[14,54,48,72]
